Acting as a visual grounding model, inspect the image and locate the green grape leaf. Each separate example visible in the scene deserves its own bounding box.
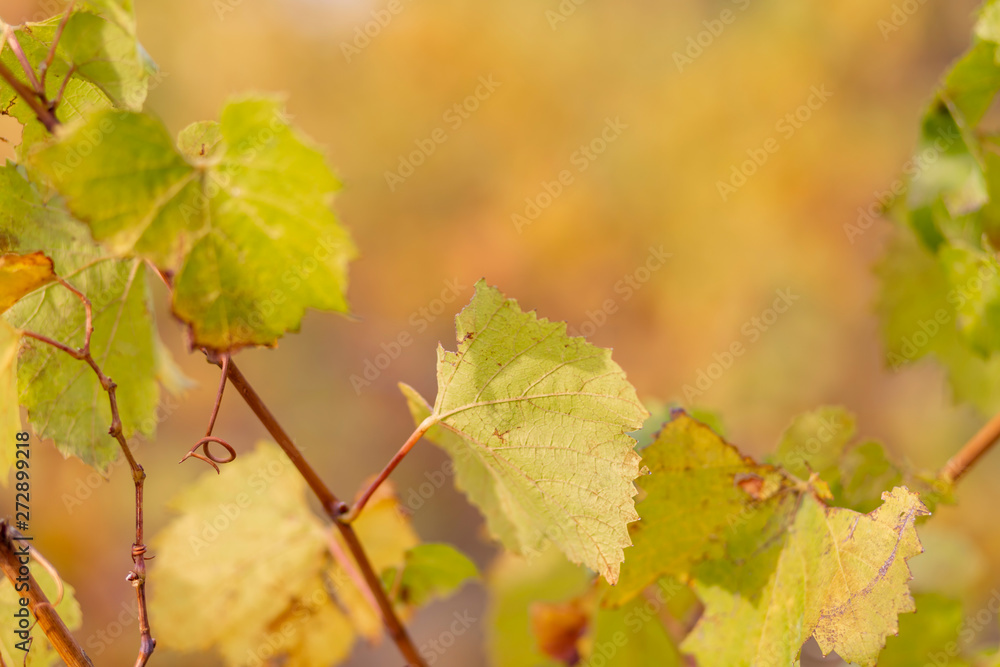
[0,252,56,312]
[0,320,20,484]
[0,166,169,471]
[939,243,1000,354]
[771,405,855,481]
[607,412,793,607]
[879,593,970,667]
[0,0,149,155]
[683,486,929,667]
[30,99,356,350]
[0,558,84,667]
[832,440,904,514]
[877,228,1000,414]
[399,280,648,584]
[588,588,684,667]
[151,443,422,666]
[383,543,479,608]
[943,40,1000,130]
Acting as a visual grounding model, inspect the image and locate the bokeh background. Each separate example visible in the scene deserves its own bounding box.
[1,0,998,664]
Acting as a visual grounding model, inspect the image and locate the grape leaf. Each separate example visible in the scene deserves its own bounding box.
[0,559,84,667]
[771,406,855,481]
[29,98,357,350]
[151,442,421,666]
[150,441,332,664]
[0,252,56,312]
[0,0,149,155]
[383,543,479,608]
[607,412,793,607]
[0,320,20,485]
[877,228,1000,414]
[0,166,170,471]
[399,280,648,584]
[683,486,929,666]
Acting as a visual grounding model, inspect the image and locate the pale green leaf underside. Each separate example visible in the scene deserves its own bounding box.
[30,97,356,350]
[402,279,648,584]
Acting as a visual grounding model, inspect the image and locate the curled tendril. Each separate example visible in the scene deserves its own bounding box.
[179,436,237,473]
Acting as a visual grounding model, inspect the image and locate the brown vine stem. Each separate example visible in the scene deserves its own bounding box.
[0,522,93,666]
[210,357,427,667]
[340,416,435,523]
[0,26,61,132]
[21,275,155,667]
[939,410,1000,484]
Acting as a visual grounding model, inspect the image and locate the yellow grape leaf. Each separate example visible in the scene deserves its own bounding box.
[0,252,56,313]
[151,443,421,666]
[400,280,648,584]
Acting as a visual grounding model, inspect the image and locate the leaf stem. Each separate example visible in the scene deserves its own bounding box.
[0,522,93,666]
[3,25,42,95]
[340,416,437,523]
[939,410,1000,484]
[212,358,428,667]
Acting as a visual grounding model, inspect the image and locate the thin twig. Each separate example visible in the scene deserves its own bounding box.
[940,410,1000,483]
[19,277,155,667]
[214,358,427,667]
[39,0,76,91]
[340,417,435,523]
[0,522,93,666]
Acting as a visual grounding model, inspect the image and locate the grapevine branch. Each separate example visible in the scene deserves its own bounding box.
[0,25,62,132]
[206,356,427,666]
[21,276,155,667]
[939,410,1000,484]
[0,522,93,666]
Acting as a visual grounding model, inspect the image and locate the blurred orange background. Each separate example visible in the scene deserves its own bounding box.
[1,0,998,664]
